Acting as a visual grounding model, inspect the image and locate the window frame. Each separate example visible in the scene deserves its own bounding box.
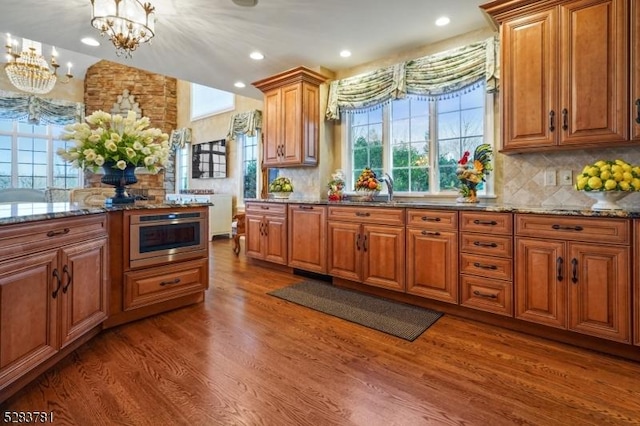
[235,132,261,208]
[342,88,495,198]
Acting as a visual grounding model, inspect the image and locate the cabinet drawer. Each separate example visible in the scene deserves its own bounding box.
[460,233,513,258]
[245,202,287,216]
[328,206,404,225]
[460,212,512,235]
[515,214,630,244]
[460,253,513,281]
[460,275,513,317]
[124,258,208,311]
[406,209,457,230]
[0,214,107,261]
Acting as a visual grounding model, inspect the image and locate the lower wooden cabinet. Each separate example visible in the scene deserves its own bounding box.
[515,215,631,343]
[0,215,108,401]
[246,202,288,264]
[327,206,405,292]
[635,219,640,346]
[287,204,327,273]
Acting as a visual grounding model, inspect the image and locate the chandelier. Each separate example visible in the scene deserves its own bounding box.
[90,0,156,58]
[4,35,73,95]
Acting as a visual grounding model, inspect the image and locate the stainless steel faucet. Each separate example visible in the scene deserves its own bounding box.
[381,173,394,201]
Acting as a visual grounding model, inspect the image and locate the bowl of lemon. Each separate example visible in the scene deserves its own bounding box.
[575,159,640,210]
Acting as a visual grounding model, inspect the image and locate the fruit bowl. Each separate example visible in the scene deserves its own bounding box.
[271,192,292,199]
[353,188,380,201]
[583,191,631,210]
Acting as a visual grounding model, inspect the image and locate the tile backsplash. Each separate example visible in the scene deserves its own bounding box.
[500,147,640,208]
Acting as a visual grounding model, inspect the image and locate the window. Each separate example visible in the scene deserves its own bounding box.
[0,120,81,189]
[190,83,235,120]
[175,144,190,193]
[345,83,493,196]
[238,133,259,204]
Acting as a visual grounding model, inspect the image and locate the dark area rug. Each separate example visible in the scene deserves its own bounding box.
[268,280,443,341]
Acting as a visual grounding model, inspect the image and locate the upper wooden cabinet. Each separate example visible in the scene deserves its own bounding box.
[482,0,629,152]
[253,67,327,167]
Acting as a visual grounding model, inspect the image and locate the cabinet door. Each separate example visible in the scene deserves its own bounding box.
[632,1,640,141]
[281,83,302,165]
[567,243,630,342]
[0,251,58,388]
[301,82,320,165]
[59,237,108,349]
[245,215,265,259]
[515,238,566,328]
[501,8,558,150]
[327,221,360,282]
[406,228,458,303]
[262,89,282,166]
[362,224,405,292]
[264,216,288,265]
[559,0,628,145]
[288,205,327,273]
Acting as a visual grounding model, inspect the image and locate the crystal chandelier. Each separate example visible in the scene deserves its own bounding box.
[4,35,73,95]
[90,0,156,58]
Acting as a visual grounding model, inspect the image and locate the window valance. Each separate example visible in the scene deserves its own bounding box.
[226,109,262,141]
[326,36,499,120]
[0,90,84,125]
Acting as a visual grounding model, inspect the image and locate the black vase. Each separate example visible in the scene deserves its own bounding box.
[101,161,138,204]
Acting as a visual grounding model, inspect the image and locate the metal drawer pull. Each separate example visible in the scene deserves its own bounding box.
[636,99,640,124]
[356,234,361,251]
[556,257,563,281]
[551,224,583,231]
[473,241,497,248]
[355,212,370,217]
[52,269,62,298]
[549,110,555,131]
[421,216,441,222]
[47,228,70,237]
[473,262,497,270]
[62,265,73,294]
[160,278,181,286]
[299,205,313,210]
[562,108,568,131]
[571,258,578,284]
[421,230,440,236]
[363,235,368,252]
[260,206,270,210]
[473,290,497,299]
[473,220,497,226]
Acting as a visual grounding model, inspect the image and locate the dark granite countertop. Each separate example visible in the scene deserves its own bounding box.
[0,202,211,226]
[246,198,640,218]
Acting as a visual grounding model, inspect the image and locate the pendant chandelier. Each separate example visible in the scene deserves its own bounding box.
[4,35,73,95]
[90,0,156,58]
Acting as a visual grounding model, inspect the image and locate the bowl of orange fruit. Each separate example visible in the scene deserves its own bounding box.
[353,168,382,201]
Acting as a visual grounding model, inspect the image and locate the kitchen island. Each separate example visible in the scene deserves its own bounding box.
[0,201,210,403]
[245,197,640,361]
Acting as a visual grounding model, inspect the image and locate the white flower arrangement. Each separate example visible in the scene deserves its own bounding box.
[57,110,170,173]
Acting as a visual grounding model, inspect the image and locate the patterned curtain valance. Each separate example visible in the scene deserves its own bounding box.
[326,36,499,120]
[170,127,192,150]
[0,90,84,125]
[226,109,262,141]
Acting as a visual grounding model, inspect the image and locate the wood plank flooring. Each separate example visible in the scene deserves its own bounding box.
[2,239,640,425]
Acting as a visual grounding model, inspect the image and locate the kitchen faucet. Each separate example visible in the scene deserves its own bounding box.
[380,173,394,202]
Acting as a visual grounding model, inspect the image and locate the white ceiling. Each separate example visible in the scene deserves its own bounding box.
[1,0,491,100]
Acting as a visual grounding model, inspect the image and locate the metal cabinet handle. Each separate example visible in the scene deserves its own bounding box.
[473,219,497,226]
[571,258,578,284]
[262,221,268,237]
[421,230,441,236]
[363,234,368,252]
[355,212,371,217]
[562,108,568,131]
[52,269,62,298]
[356,234,361,251]
[552,224,583,232]
[421,216,441,222]
[636,99,640,124]
[47,228,70,238]
[298,205,313,210]
[62,264,73,294]
[556,257,563,282]
[160,278,181,286]
[473,290,497,299]
[260,206,270,210]
[473,241,497,248]
[549,110,555,131]
[473,262,497,270]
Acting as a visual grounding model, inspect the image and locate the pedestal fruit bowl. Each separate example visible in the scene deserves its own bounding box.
[269,177,293,199]
[576,159,640,210]
[354,168,382,201]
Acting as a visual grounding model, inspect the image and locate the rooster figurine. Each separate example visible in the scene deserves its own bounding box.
[456,144,493,203]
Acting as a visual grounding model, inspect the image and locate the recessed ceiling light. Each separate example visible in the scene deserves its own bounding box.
[340,50,351,58]
[234,82,246,88]
[249,51,264,60]
[435,16,450,26]
[81,37,100,47]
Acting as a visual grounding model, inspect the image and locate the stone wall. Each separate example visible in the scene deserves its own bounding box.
[83,60,178,202]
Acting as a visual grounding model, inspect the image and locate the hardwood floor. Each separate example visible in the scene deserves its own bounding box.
[3,239,640,425]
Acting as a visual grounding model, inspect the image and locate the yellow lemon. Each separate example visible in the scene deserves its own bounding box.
[615,159,627,166]
[619,181,630,191]
[600,163,611,171]
[587,176,603,189]
[599,170,611,180]
[632,178,640,190]
[588,166,600,177]
[632,166,640,176]
[604,179,618,190]
[594,160,606,168]
[576,176,589,190]
[582,165,592,174]
[623,171,633,182]
[622,164,632,172]
[612,171,624,182]
[611,164,623,174]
